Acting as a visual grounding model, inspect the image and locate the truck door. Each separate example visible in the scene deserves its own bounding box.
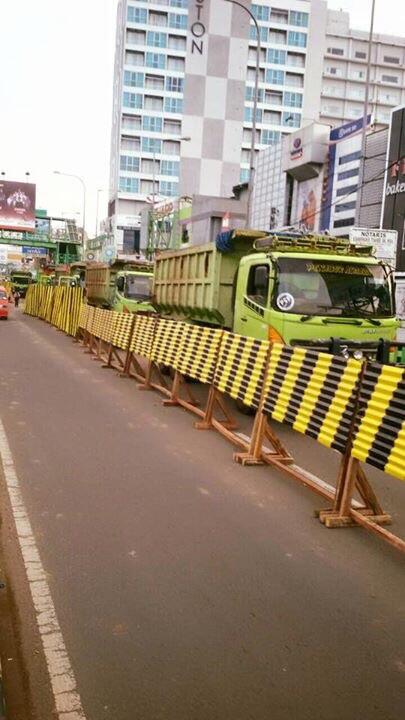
[233,259,271,340]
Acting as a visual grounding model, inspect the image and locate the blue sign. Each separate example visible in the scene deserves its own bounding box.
[22,246,48,255]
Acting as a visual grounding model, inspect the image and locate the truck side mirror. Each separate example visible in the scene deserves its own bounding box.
[116,276,125,292]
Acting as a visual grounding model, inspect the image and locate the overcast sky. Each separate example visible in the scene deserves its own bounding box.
[0,0,404,236]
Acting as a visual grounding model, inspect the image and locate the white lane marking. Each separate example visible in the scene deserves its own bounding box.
[0,418,86,719]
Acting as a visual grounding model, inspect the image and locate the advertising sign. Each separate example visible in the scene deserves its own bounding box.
[22,246,49,256]
[293,175,324,233]
[349,227,397,264]
[382,105,405,270]
[321,115,371,234]
[0,181,36,232]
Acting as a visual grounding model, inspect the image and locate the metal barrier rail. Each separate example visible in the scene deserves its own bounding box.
[26,296,405,554]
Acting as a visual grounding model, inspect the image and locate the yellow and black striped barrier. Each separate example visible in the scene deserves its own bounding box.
[23,287,405,552]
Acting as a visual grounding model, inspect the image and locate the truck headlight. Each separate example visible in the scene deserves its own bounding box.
[353,350,363,361]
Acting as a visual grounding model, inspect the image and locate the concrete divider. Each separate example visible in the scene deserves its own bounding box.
[24,296,405,553]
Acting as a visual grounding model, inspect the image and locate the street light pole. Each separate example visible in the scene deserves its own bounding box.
[54,171,87,246]
[224,0,260,227]
[358,0,376,214]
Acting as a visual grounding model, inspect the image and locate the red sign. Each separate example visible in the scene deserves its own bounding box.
[0,181,36,232]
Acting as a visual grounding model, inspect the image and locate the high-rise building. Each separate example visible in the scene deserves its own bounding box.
[321,10,405,128]
[108,0,405,253]
[109,0,327,252]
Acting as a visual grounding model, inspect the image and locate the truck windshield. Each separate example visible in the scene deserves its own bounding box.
[125,275,153,300]
[11,276,31,285]
[273,258,393,318]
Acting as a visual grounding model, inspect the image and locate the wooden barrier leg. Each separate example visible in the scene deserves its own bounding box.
[319,455,392,528]
[194,387,237,431]
[234,413,293,466]
[163,371,200,408]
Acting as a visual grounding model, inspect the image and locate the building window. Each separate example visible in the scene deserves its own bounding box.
[384,55,400,64]
[265,89,283,105]
[261,129,280,145]
[142,137,162,154]
[146,31,167,48]
[167,55,185,71]
[141,158,158,174]
[338,152,361,167]
[161,160,179,176]
[164,97,183,113]
[250,25,268,42]
[123,92,143,109]
[127,29,145,45]
[122,115,141,131]
[142,115,163,132]
[244,107,262,122]
[160,180,179,196]
[267,48,286,65]
[282,112,301,127]
[337,167,359,181]
[289,10,309,27]
[336,184,358,197]
[355,51,366,59]
[169,13,187,29]
[149,11,168,27]
[145,52,166,69]
[251,4,269,21]
[170,0,187,7]
[120,155,140,172]
[287,52,305,67]
[245,86,264,102]
[144,95,164,111]
[121,136,140,151]
[127,6,147,24]
[269,29,287,44]
[288,32,307,48]
[123,70,144,88]
[240,168,250,183]
[382,74,399,83]
[163,140,180,155]
[166,76,184,92]
[270,9,288,24]
[168,34,187,50]
[285,73,303,88]
[145,74,164,90]
[119,176,139,193]
[125,51,144,67]
[164,119,181,134]
[266,69,284,85]
[327,47,344,56]
[283,91,302,108]
[333,217,355,228]
[335,201,357,213]
[141,179,154,194]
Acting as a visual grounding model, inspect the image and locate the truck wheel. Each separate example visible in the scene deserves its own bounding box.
[235,399,255,416]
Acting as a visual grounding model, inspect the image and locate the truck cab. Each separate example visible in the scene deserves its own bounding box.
[114,269,154,313]
[233,235,397,352]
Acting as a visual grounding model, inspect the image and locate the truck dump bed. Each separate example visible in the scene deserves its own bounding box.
[85,264,114,307]
[153,231,266,327]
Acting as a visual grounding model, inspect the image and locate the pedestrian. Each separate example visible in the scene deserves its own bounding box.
[13,290,21,308]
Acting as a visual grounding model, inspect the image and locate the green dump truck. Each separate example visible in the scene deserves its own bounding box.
[85,259,154,313]
[10,270,35,298]
[153,230,398,356]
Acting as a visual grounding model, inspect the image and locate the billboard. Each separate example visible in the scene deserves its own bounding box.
[0,181,36,232]
[382,105,405,271]
[292,175,324,233]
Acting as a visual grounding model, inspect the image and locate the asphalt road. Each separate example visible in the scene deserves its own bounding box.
[0,307,404,720]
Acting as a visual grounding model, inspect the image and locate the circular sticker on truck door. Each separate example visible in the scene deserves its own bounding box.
[276,292,295,311]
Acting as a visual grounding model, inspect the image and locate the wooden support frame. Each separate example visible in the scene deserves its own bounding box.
[101,343,128,373]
